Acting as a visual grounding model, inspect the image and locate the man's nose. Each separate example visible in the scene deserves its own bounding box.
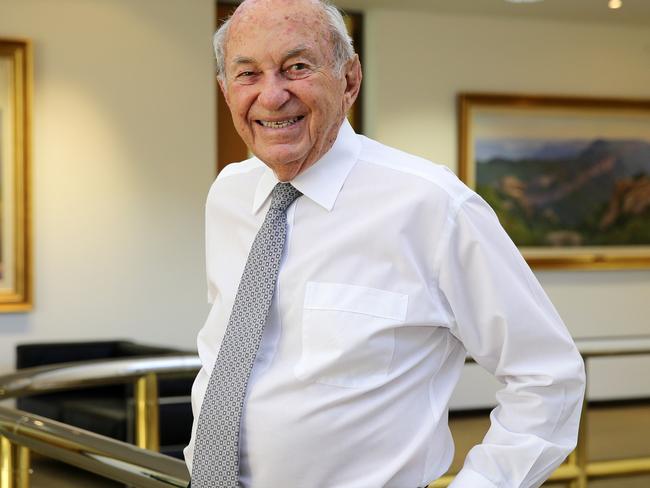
[257,74,290,110]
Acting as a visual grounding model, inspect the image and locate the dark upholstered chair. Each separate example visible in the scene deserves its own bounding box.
[15,340,195,459]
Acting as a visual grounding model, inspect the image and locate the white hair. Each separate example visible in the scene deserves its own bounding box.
[213,0,355,82]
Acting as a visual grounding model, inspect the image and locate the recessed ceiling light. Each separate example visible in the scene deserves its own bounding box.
[608,0,622,9]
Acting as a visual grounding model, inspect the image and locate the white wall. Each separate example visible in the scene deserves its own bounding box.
[362,9,650,405]
[0,0,216,372]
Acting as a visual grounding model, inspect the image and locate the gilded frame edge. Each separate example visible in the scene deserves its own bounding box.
[0,37,33,310]
[458,92,650,271]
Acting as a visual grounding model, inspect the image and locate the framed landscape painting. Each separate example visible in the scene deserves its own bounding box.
[458,93,650,270]
[0,39,32,310]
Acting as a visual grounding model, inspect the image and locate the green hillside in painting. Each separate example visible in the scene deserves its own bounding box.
[476,139,650,247]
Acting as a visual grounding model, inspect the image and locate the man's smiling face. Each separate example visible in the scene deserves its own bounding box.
[220,0,360,181]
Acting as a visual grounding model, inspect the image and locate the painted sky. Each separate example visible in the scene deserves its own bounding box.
[472,106,650,141]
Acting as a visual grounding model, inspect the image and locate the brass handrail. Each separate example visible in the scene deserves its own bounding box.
[0,336,649,487]
[0,354,199,488]
[0,406,189,487]
[0,354,201,457]
[0,354,201,399]
[574,335,650,358]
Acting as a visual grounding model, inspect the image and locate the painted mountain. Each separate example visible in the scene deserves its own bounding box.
[475,138,650,247]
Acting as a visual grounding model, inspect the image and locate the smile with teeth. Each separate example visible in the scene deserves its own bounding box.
[257,116,304,128]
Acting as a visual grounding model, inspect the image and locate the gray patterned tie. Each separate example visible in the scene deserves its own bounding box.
[191,182,302,487]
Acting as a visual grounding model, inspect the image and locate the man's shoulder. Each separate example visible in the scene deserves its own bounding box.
[216,157,265,182]
[357,135,474,204]
[207,157,264,199]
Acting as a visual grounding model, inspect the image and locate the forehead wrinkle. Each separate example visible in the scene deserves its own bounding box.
[228,0,331,47]
[225,0,335,72]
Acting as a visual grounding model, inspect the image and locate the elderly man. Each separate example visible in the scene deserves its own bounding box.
[185,0,585,487]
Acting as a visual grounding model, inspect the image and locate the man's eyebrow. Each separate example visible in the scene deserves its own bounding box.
[284,46,308,58]
[283,46,316,62]
[231,56,256,66]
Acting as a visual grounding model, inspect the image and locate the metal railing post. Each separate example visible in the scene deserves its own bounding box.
[428,474,452,487]
[565,450,579,488]
[0,435,14,488]
[14,446,29,488]
[134,373,160,452]
[571,359,589,488]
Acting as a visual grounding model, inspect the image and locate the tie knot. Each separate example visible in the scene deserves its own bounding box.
[270,183,302,212]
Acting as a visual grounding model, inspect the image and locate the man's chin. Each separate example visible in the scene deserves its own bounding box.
[256,152,313,181]
[254,147,305,168]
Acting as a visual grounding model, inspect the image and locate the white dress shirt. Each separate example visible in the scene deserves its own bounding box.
[185,120,585,488]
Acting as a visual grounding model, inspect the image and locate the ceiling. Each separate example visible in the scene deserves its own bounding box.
[334,0,650,26]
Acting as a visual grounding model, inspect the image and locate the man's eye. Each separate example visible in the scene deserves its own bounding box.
[284,63,311,79]
[234,71,259,84]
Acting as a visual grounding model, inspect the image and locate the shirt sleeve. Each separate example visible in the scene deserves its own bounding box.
[437,193,586,488]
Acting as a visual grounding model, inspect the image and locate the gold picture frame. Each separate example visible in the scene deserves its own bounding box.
[0,38,32,310]
[458,93,650,270]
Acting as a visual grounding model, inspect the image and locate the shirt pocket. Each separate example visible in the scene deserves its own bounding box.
[294,281,408,388]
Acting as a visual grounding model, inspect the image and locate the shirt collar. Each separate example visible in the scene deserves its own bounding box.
[252,119,361,214]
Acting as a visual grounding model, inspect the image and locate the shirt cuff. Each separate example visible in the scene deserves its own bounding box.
[447,468,498,488]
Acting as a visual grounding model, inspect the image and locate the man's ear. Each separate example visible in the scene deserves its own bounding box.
[342,54,362,111]
[218,77,230,107]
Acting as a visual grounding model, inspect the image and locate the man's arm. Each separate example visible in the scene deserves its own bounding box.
[437,194,586,488]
